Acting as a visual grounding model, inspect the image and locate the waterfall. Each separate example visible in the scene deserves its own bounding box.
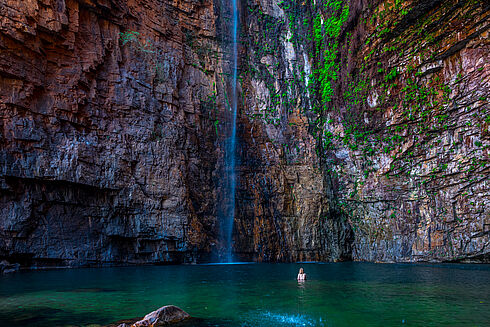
[221,0,239,262]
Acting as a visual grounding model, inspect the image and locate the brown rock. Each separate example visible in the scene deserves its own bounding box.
[0,0,222,267]
[132,306,190,327]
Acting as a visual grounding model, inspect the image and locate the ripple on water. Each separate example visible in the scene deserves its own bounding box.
[247,311,326,327]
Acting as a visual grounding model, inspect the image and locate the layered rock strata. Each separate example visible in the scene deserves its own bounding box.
[0,0,223,266]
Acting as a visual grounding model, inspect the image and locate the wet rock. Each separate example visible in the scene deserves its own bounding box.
[132,305,190,327]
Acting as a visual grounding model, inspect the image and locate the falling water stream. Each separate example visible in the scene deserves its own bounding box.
[221,0,239,262]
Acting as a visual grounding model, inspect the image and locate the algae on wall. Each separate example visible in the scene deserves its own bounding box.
[238,0,489,262]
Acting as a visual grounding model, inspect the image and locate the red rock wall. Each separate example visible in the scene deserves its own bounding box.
[0,0,225,266]
[236,0,488,263]
[323,0,489,262]
[234,0,354,262]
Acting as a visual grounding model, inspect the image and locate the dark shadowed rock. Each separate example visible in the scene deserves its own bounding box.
[0,260,20,274]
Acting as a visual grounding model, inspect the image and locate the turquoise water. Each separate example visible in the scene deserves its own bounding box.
[0,263,489,326]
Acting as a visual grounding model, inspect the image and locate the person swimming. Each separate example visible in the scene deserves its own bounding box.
[297,267,306,281]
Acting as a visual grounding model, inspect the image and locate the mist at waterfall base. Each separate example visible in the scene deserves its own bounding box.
[1,263,489,326]
[218,0,239,263]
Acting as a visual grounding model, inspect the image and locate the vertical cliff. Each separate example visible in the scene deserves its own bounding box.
[0,0,488,267]
[233,0,488,262]
[308,0,489,262]
[0,0,228,266]
[234,0,354,261]
[236,0,488,262]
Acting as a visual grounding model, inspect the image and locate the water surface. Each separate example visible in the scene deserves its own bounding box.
[0,263,489,326]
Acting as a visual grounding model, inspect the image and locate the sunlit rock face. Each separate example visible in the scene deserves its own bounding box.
[235,0,489,263]
[0,0,488,267]
[314,0,489,263]
[233,0,354,262]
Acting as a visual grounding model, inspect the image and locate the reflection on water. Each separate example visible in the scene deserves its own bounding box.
[199,262,256,265]
[259,311,320,326]
[0,263,489,326]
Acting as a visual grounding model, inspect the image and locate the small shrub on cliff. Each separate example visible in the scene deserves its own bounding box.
[119,30,155,53]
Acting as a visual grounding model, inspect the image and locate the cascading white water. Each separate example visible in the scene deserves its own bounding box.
[226,0,238,262]
[218,0,239,263]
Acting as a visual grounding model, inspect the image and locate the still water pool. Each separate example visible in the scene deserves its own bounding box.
[0,262,489,326]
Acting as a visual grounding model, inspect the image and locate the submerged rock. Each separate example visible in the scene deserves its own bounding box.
[0,260,20,274]
[131,305,190,326]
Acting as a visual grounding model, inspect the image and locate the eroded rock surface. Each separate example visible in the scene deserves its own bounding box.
[0,0,223,266]
[315,0,490,262]
[236,0,488,262]
[132,305,190,327]
[0,259,19,273]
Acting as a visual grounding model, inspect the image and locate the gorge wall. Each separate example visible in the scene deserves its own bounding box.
[0,0,488,267]
[0,0,224,266]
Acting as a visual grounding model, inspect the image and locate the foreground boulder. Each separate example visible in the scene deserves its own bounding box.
[128,305,190,327]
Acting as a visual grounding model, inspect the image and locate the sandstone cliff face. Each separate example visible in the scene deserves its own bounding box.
[309,0,489,262]
[0,0,488,267]
[0,0,225,266]
[234,0,353,262]
[235,0,488,262]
